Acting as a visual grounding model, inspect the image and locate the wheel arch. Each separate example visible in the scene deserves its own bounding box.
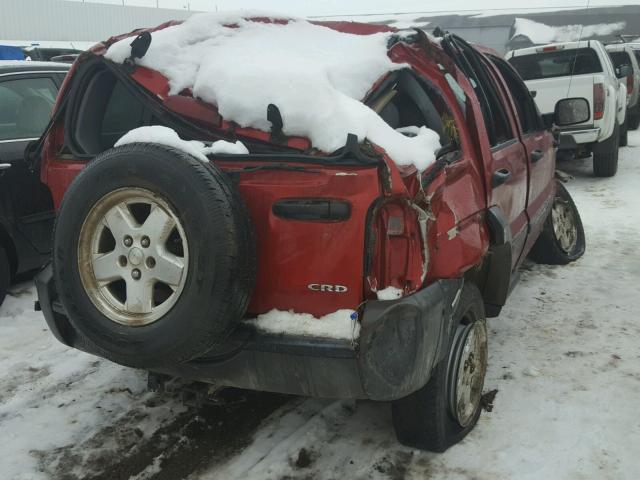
[465,206,512,318]
[0,223,18,276]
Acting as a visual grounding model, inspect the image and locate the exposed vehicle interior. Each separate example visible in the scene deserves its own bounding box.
[366,69,457,154]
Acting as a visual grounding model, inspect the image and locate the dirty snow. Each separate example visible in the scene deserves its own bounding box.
[512,17,626,44]
[115,125,248,162]
[375,286,404,300]
[244,309,360,341]
[105,12,441,170]
[2,132,640,478]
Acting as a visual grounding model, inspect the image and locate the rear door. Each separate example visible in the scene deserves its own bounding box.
[491,57,555,258]
[473,56,529,269]
[0,72,60,263]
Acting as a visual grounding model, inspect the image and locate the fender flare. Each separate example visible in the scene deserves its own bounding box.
[481,206,513,318]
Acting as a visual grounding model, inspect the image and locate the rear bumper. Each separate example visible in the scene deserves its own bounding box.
[558,127,601,147]
[35,264,461,401]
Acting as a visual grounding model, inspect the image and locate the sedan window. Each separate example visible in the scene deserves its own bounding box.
[0,76,57,141]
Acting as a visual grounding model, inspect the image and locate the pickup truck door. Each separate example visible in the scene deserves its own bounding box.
[490,57,555,259]
[0,73,60,267]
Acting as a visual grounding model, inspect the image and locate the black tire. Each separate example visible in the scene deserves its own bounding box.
[392,282,487,452]
[593,123,619,177]
[529,181,585,265]
[53,143,255,368]
[0,245,9,307]
[628,111,640,130]
[620,119,628,147]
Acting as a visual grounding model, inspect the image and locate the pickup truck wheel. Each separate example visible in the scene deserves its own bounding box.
[620,119,628,147]
[529,181,585,265]
[0,245,9,307]
[628,111,640,130]
[391,282,487,452]
[53,143,255,368]
[593,123,620,177]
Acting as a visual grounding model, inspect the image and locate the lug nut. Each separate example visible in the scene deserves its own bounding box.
[131,268,141,280]
[141,236,150,248]
[124,235,133,247]
[146,257,156,268]
[118,255,128,267]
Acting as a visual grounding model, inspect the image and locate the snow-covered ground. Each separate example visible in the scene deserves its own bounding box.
[2,132,640,479]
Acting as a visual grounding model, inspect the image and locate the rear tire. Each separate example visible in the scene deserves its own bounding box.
[53,143,256,368]
[593,123,620,177]
[0,246,9,307]
[529,181,585,265]
[628,111,640,130]
[620,119,628,147]
[392,282,487,452]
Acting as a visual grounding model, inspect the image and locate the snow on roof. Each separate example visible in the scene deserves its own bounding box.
[105,12,441,171]
[0,60,69,68]
[512,18,626,44]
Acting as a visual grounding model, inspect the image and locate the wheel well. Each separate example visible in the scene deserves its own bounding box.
[0,225,18,276]
[465,207,513,318]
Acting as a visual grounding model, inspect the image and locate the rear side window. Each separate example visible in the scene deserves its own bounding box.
[0,76,57,141]
[476,59,515,147]
[609,51,632,69]
[73,68,150,154]
[491,56,544,134]
[509,48,603,81]
[101,81,146,148]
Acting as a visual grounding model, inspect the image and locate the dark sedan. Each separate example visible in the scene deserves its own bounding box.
[0,61,69,305]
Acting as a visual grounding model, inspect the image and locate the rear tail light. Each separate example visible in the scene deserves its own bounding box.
[627,73,634,95]
[593,83,605,120]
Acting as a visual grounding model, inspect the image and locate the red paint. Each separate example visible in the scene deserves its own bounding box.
[131,66,170,98]
[41,18,558,317]
[163,95,222,128]
[217,161,381,317]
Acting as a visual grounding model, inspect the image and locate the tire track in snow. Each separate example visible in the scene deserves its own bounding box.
[39,388,291,480]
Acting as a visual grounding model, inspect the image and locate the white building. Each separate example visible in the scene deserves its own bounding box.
[0,0,194,50]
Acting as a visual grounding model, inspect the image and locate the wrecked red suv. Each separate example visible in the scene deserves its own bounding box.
[34,16,586,452]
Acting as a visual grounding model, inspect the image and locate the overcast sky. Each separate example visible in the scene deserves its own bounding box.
[67,0,640,16]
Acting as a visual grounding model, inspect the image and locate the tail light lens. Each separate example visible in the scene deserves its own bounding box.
[627,73,634,95]
[593,83,605,120]
[365,201,424,299]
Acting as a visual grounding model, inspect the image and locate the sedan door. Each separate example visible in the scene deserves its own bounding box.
[0,73,60,268]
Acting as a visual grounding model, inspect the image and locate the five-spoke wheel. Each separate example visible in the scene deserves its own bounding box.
[78,188,188,326]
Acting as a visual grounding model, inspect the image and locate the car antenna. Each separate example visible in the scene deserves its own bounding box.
[125,31,152,68]
[267,103,286,143]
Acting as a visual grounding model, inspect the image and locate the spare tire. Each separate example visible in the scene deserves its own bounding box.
[53,143,255,368]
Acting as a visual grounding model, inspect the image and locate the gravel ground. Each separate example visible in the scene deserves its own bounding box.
[1,131,639,480]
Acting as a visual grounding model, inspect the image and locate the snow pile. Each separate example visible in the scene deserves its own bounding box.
[376,286,404,300]
[105,12,441,170]
[512,18,626,44]
[115,125,248,162]
[244,309,359,340]
[0,284,188,479]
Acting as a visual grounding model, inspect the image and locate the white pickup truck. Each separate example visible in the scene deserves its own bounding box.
[606,43,640,131]
[506,40,629,177]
